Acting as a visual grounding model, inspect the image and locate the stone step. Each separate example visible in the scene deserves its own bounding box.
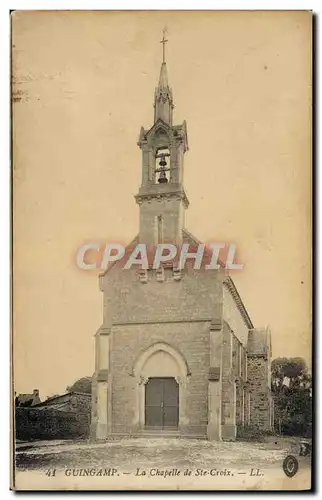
[133,431,207,440]
[134,430,181,439]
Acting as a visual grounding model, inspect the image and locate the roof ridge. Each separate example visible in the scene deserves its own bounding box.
[99,234,139,277]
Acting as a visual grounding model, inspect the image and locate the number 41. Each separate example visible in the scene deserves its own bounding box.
[45,469,56,477]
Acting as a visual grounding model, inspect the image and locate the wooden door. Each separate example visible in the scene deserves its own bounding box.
[145,377,179,430]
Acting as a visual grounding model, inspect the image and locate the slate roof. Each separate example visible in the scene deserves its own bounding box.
[33,391,91,408]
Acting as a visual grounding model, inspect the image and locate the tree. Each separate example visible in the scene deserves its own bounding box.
[271,357,312,437]
[66,376,92,394]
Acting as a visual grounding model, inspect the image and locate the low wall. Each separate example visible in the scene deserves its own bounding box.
[15,407,90,441]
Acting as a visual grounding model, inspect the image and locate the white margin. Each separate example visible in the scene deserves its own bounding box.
[1,2,319,498]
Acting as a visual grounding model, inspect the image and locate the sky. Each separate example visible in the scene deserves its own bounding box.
[12,10,311,399]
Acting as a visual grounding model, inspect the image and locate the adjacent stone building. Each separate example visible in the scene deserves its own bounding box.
[91,47,273,441]
[15,389,41,407]
[16,392,92,441]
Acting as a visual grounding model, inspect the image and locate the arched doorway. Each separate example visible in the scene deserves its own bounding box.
[132,342,190,432]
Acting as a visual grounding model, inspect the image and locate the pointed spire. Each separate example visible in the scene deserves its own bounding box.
[158,62,169,88]
[154,29,174,125]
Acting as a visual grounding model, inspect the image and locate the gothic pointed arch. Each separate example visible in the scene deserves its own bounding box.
[132,341,191,379]
[145,119,172,147]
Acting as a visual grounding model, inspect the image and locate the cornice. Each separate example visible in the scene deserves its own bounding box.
[210,319,222,331]
[247,351,269,360]
[95,326,111,336]
[223,277,254,330]
[135,190,189,209]
[97,370,109,382]
[112,318,213,326]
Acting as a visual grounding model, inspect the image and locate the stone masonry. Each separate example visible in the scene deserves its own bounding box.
[90,46,273,441]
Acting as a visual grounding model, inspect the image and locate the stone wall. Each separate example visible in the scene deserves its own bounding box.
[247,355,271,429]
[233,335,247,428]
[102,264,223,326]
[139,195,186,245]
[16,407,90,441]
[92,254,272,441]
[110,321,210,437]
[92,263,223,439]
[221,325,249,439]
[221,322,236,440]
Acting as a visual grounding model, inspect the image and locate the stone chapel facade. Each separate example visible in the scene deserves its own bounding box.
[90,53,273,441]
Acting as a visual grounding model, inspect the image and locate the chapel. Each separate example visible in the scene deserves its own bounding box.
[90,37,273,441]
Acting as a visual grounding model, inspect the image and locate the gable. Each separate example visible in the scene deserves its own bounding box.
[182,228,226,269]
[99,235,139,281]
[138,119,188,151]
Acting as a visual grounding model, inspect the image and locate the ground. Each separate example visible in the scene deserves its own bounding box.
[14,437,311,491]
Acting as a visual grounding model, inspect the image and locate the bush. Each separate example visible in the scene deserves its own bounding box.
[237,424,274,441]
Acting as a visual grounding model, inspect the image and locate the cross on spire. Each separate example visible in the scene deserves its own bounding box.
[160,27,168,64]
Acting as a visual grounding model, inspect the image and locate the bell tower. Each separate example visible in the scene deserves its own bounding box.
[135,30,189,245]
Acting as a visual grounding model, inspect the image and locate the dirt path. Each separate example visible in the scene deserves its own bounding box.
[14,437,311,491]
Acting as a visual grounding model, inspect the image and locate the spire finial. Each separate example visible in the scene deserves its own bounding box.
[160,27,168,64]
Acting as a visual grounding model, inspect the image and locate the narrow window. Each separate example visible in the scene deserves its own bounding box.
[154,215,163,244]
[239,345,242,377]
[247,393,251,424]
[233,382,237,426]
[157,215,163,244]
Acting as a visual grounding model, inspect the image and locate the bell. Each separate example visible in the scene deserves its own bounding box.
[158,170,168,183]
[159,156,167,167]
